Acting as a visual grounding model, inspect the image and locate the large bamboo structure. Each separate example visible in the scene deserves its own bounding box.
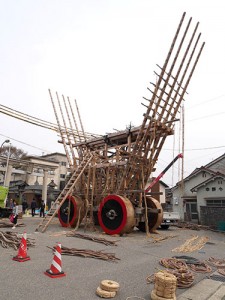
[37,12,205,234]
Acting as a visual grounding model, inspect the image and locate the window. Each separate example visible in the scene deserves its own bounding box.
[206,200,225,207]
[202,172,207,178]
[212,187,216,191]
[206,187,209,191]
[61,162,67,166]
[60,174,66,179]
[33,168,43,173]
[219,187,223,191]
[218,180,223,184]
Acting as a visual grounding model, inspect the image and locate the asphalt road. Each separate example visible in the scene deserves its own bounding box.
[0,216,225,300]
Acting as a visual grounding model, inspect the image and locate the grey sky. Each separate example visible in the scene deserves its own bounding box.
[0,0,224,186]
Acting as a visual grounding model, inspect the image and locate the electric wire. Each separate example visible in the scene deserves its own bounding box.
[0,133,53,153]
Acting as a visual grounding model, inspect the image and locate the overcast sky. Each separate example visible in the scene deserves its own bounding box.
[0,0,225,187]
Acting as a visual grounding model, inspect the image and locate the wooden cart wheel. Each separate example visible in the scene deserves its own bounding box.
[138,197,163,232]
[58,195,84,228]
[100,280,120,292]
[98,194,135,235]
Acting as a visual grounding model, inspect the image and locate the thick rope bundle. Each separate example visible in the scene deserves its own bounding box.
[188,262,212,273]
[96,279,120,298]
[159,258,187,269]
[207,257,225,268]
[151,271,177,300]
[165,268,194,289]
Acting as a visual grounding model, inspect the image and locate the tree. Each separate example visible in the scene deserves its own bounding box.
[0,145,27,159]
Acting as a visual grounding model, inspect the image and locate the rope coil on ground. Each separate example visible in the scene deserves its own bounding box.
[151,289,176,300]
[151,271,177,300]
[96,286,116,298]
[100,280,120,292]
[96,279,120,298]
[165,268,194,289]
[217,269,225,276]
[159,258,188,270]
[147,269,194,289]
[207,257,225,268]
[188,262,212,273]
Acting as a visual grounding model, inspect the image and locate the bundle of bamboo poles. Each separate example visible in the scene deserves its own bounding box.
[49,245,120,262]
[66,232,119,246]
[0,231,35,249]
[172,236,209,253]
[0,220,24,228]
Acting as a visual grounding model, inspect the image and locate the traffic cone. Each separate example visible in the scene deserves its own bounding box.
[13,231,30,262]
[44,243,66,278]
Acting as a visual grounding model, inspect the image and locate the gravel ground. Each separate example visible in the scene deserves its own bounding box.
[0,216,225,300]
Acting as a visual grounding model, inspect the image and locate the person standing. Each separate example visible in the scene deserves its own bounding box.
[22,199,28,214]
[39,200,45,218]
[12,200,19,229]
[31,199,37,217]
[9,199,14,209]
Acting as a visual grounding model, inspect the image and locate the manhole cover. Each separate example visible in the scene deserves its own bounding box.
[209,274,225,282]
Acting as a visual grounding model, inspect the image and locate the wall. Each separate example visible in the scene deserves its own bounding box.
[195,179,225,214]
[172,170,213,219]
[200,206,225,229]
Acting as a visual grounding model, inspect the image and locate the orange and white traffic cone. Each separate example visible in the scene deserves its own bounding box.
[44,243,66,278]
[13,231,30,262]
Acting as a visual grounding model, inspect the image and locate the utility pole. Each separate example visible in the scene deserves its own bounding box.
[4,142,11,187]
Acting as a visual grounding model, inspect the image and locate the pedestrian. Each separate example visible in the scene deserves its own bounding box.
[12,200,19,229]
[9,198,14,209]
[22,199,28,214]
[5,198,10,207]
[39,200,45,218]
[31,198,37,217]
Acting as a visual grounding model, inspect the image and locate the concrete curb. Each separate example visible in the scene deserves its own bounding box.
[178,279,225,300]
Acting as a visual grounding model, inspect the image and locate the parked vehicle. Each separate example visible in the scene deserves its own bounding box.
[161,211,180,229]
[0,192,12,218]
[0,206,12,218]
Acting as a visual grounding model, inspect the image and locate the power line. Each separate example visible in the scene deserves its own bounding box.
[184,145,225,151]
[163,145,225,151]
[188,111,225,122]
[187,94,224,110]
[0,133,52,153]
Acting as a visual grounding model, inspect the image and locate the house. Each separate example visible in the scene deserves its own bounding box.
[0,152,68,207]
[172,153,225,228]
[150,179,169,204]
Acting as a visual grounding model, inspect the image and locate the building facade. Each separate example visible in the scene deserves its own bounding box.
[0,152,69,208]
[172,153,225,228]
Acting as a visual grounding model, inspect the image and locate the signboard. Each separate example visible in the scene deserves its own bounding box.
[0,186,9,208]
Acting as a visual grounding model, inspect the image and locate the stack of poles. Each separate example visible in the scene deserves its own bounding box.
[116,12,205,196]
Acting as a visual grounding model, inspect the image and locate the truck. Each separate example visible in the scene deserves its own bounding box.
[161,211,180,229]
[0,186,12,218]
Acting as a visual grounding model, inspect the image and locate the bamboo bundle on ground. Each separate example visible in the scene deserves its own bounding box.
[49,245,120,262]
[0,220,25,228]
[151,234,177,243]
[0,231,35,249]
[66,232,119,246]
[172,236,209,253]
